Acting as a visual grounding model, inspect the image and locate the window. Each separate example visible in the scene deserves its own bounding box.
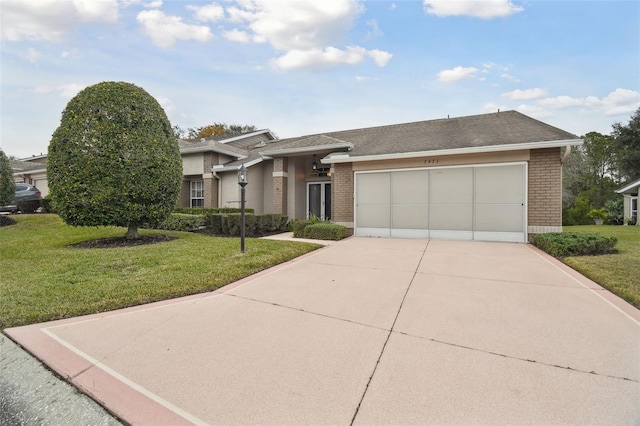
[190,181,204,208]
[632,197,638,219]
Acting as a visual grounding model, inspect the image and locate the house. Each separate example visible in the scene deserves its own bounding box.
[616,178,640,225]
[10,156,48,196]
[14,110,582,242]
[184,111,582,243]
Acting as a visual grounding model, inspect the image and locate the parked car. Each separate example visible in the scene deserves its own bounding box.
[0,183,42,213]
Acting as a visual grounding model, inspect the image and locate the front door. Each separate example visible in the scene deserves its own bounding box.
[307,182,331,220]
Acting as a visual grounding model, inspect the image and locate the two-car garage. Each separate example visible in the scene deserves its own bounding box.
[354,163,526,243]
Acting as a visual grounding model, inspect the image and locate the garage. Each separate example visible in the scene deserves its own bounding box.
[355,163,526,243]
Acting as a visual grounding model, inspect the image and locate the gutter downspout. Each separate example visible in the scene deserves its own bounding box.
[560,145,572,163]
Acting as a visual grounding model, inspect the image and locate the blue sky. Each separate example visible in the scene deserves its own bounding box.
[1,0,639,158]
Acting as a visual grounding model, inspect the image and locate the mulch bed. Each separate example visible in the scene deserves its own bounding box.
[70,235,177,249]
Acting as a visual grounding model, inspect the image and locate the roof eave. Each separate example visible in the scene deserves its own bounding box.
[616,178,640,194]
[212,157,264,172]
[180,146,247,159]
[323,139,583,164]
[259,142,354,158]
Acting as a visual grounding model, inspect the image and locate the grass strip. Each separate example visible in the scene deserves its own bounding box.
[0,214,320,328]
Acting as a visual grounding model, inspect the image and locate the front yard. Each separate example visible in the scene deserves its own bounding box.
[0,214,321,329]
[563,225,640,309]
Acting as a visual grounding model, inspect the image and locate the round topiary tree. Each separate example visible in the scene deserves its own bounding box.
[0,148,15,207]
[48,81,182,239]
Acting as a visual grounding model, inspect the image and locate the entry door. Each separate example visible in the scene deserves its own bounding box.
[308,182,331,220]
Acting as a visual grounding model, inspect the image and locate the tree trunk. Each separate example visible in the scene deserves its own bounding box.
[125,223,140,240]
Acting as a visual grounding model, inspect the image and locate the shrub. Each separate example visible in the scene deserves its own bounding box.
[0,215,16,227]
[587,208,607,220]
[211,213,288,237]
[531,232,617,258]
[151,213,206,232]
[0,149,14,206]
[48,81,182,240]
[292,220,312,238]
[40,198,54,213]
[17,200,41,213]
[303,222,347,240]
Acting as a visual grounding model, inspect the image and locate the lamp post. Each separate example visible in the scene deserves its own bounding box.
[237,164,248,253]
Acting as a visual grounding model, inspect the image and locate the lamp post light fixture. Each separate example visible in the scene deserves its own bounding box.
[237,164,248,253]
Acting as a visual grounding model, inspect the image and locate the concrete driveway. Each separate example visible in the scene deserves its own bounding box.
[6,237,640,425]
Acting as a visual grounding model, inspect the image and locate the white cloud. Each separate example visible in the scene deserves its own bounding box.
[1,0,118,42]
[367,49,393,67]
[515,104,554,118]
[59,83,85,98]
[483,102,508,113]
[136,10,213,48]
[356,76,379,82]
[423,0,523,18]
[156,96,176,113]
[537,88,640,116]
[271,46,367,70]
[223,0,391,70]
[25,48,41,64]
[188,3,224,22]
[223,29,251,43]
[366,19,383,39]
[437,66,478,82]
[501,88,547,101]
[501,73,521,83]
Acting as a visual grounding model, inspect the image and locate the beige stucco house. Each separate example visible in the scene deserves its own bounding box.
[182,111,582,243]
[13,110,582,242]
[616,178,640,225]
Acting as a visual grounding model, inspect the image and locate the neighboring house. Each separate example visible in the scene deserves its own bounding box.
[13,110,582,242]
[11,155,48,196]
[616,178,640,225]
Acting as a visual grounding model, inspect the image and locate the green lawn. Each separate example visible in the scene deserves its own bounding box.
[0,214,321,329]
[563,225,640,309]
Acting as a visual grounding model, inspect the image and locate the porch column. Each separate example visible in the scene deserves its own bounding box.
[332,162,354,233]
[273,157,288,215]
[203,152,219,208]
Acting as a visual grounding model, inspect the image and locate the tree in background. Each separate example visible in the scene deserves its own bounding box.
[612,107,640,182]
[48,81,183,239]
[0,149,15,206]
[181,123,258,140]
[563,132,620,225]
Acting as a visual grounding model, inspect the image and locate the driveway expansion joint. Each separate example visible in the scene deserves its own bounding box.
[395,331,639,383]
[349,240,431,426]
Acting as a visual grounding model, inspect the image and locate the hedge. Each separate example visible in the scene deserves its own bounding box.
[303,222,347,241]
[292,220,312,238]
[150,213,207,232]
[214,213,288,237]
[531,232,617,258]
[174,207,255,215]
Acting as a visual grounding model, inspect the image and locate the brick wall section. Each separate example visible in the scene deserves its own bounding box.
[332,162,354,227]
[203,152,219,208]
[528,148,562,227]
[273,157,288,215]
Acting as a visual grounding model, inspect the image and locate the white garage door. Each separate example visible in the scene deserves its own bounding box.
[355,163,526,242]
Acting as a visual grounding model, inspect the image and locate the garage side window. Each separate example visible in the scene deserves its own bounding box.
[190,180,204,208]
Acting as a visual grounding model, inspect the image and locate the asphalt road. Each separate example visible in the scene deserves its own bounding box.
[0,333,121,426]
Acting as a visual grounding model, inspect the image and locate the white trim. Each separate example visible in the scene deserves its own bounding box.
[391,228,430,239]
[180,146,247,159]
[217,129,276,145]
[326,139,583,164]
[260,142,353,157]
[212,157,264,172]
[430,230,474,241]
[474,231,525,243]
[616,178,640,194]
[355,227,391,238]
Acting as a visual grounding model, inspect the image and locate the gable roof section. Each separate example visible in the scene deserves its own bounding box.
[273,111,581,164]
[259,135,354,157]
[616,177,640,195]
[11,159,46,174]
